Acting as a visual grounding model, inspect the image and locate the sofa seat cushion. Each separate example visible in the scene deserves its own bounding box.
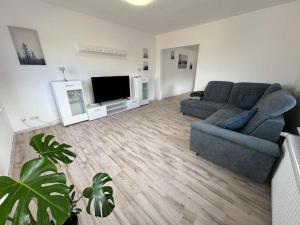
[241,90,296,135]
[205,107,243,127]
[221,104,242,110]
[181,99,225,112]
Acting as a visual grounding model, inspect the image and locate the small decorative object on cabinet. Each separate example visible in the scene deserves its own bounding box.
[51,81,88,126]
[133,76,149,106]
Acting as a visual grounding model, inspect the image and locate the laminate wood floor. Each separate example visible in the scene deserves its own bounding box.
[12,95,271,225]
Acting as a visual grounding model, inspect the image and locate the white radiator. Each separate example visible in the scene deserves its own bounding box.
[272,134,300,225]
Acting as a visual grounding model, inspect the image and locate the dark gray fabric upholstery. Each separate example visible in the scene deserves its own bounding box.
[228,82,270,109]
[192,121,280,157]
[180,99,225,118]
[181,99,225,111]
[259,83,282,100]
[249,116,285,142]
[241,90,296,135]
[203,81,234,103]
[180,81,295,183]
[181,105,214,118]
[224,107,258,131]
[220,104,242,110]
[205,108,243,127]
[190,123,278,182]
[190,91,204,98]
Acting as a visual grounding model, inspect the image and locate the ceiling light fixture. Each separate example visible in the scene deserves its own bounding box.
[126,0,153,6]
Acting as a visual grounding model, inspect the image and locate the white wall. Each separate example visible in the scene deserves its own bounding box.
[0,102,14,176]
[0,0,155,132]
[161,47,198,98]
[156,1,300,99]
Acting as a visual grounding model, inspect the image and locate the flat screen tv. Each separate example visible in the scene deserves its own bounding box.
[91,76,130,103]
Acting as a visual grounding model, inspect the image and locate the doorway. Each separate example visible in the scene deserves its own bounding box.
[161,45,199,99]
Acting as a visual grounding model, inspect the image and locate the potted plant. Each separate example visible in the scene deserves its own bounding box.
[0,133,115,225]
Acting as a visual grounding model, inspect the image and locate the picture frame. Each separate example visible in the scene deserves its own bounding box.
[143,61,149,71]
[178,54,188,69]
[171,50,175,60]
[143,48,149,59]
[8,26,46,65]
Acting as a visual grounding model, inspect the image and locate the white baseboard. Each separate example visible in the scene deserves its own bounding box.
[8,120,60,176]
[8,133,16,176]
[15,120,61,134]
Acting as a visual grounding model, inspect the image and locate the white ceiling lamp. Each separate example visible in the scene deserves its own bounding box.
[126,0,153,6]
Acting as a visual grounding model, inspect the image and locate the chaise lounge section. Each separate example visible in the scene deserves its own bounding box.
[181,81,296,182]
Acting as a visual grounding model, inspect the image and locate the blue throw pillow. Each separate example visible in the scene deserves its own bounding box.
[224,107,258,131]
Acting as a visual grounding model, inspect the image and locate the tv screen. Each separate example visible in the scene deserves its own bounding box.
[91,76,130,103]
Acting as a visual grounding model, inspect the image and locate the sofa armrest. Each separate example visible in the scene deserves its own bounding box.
[192,121,280,157]
[247,116,284,142]
[190,91,204,98]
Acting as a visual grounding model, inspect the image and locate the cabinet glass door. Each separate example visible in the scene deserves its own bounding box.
[67,90,86,116]
[142,83,148,100]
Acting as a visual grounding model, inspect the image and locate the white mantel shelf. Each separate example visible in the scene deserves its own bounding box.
[77,44,127,56]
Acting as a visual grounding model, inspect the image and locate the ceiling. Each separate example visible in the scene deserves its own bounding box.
[41,0,295,34]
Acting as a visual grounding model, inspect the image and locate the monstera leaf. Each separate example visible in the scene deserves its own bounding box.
[83,173,115,218]
[30,133,76,164]
[0,158,70,225]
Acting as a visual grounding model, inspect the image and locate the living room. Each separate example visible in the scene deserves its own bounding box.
[0,0,300,224]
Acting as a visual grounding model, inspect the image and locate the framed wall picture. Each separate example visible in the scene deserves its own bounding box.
[143,48,149,59]
[8,26,46,65]
[143,61,149,71]
[171,50,175,60]
[178,54,188,69]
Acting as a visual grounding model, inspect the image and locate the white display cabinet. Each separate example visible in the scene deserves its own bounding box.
[51,81,88,126]
[133,76,149,106]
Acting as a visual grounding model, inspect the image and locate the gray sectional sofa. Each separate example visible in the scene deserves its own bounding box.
[181,81,296,182]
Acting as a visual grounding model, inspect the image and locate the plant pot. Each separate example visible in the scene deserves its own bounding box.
[50,214,78,225]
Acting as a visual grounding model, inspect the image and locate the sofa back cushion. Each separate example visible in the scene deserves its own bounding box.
[241,90,296,136]
[228,82,270,109]
[257,83,282,103]
[203,81,234,103]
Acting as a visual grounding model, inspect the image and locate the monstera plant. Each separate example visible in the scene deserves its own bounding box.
[0,133,115,225]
